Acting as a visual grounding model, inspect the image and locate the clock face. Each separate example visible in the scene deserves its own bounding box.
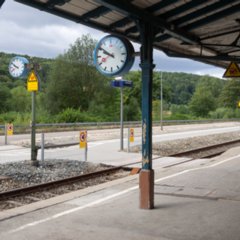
[94,35,134,76]
[9,57,28,78]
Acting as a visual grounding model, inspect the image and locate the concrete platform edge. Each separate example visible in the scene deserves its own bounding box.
[0,174,138,221]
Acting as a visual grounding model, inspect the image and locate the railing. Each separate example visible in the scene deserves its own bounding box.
[0,118,239,135]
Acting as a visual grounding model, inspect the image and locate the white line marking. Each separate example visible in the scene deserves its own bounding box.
[8,187,138,234]
[8,154,240,234]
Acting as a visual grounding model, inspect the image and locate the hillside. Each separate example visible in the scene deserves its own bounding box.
[0,49,232,124]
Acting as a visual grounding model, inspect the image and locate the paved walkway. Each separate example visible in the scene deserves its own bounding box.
[1,147,240,240]
[1,122,240,165]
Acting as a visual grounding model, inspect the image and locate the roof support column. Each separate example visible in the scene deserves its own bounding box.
[139,21,155,209]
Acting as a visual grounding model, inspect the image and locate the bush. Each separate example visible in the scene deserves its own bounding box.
[170,104,190,115]
[0,112,30,125]
[209,107,240,119]
[36,108,54,123]
[55,108,99,123]
[165,113,193,120]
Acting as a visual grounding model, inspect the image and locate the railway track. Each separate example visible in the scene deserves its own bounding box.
[160,138,240,168]
[0,166,136,211]
[168,138,240,158]
[1,138,240,211]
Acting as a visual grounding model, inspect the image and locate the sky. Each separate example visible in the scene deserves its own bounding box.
[0,0,225,78]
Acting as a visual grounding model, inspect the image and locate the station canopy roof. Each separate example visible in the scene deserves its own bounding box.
[14,0,240,69]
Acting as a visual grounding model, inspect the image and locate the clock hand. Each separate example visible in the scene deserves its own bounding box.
[99,47,114,58]
[12,63,19,69]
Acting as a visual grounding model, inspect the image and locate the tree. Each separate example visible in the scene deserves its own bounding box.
[124,97,141,121]
[64,34,96,65]
[189,85,216,117]
[163,72,200,105]
[45,34,118,118]
[219,79,240,108]
[46,59,103,113]
[9,86,31,112]
[188,76,224,117]
[0,85,11,113]
[45,34,100,114]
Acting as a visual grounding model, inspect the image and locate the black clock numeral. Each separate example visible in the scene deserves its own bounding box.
[117,65,120,69]
[121,53,126,55]
[111,67,113,72]
[104,66,107,71]
[97,55,101,58]
[121,60,124,63]
[99,62,103,66]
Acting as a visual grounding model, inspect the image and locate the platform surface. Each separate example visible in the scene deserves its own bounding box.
[0,147,240,240]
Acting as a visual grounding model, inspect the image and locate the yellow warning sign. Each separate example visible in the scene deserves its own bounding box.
[238,101,240,108]
[129,128,134,143]
[7,123,13,135]
[79,131,87,148]
[223,62,240,78]
[27,70,38,91]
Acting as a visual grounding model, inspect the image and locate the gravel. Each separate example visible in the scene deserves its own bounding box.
[0,160,110,192]
[2,130,240,194]
[131,131,240,156]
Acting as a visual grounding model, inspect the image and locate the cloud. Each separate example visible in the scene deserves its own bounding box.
[131,48,225,78]
[0,0,225,78]
[0,0,103,57]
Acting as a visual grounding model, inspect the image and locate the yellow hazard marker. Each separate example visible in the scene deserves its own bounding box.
[223,62,240,78]
[27,70,39,91]
[7,123,13,135]
[129,128,134,143]
[79,131,87,148]
[238,101,240,108]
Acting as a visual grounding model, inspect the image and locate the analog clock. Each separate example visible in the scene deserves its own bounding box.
[94,35,134,77]
[9,56,29,78]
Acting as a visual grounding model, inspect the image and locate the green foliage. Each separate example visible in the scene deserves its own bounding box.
[45,58,115,115]
[165,113,194,120]
[160,72,200,105]
[152,100,169,121]
[152,100,160,121]
[9,86,31,112]
[64,34,97,65]
[209,107,240,119]
[0,40,230,123]
[124,97,141,121]
[189,85,216,117]
[0,85,11,113]
[0,111,30,125]
[55,108,98,123]
[219,79,240,108]
[170,104,190,115]
[188,76,225,117]
[45,34,115,116]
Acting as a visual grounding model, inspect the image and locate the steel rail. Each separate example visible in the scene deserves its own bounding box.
[162,139,240,168]
[2,138,240,201]
[0,166,125,200]
[168,138,240,158]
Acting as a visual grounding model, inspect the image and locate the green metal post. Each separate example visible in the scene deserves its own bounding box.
[160,71,163,131]
[140,22,155,170]
[31,91,38,166]
[4,124,7,145]
[139,21,155,209]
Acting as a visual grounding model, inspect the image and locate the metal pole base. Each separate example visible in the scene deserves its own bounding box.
[31,147,39,167]
[31,160,39,167]
[139,169,154,209]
